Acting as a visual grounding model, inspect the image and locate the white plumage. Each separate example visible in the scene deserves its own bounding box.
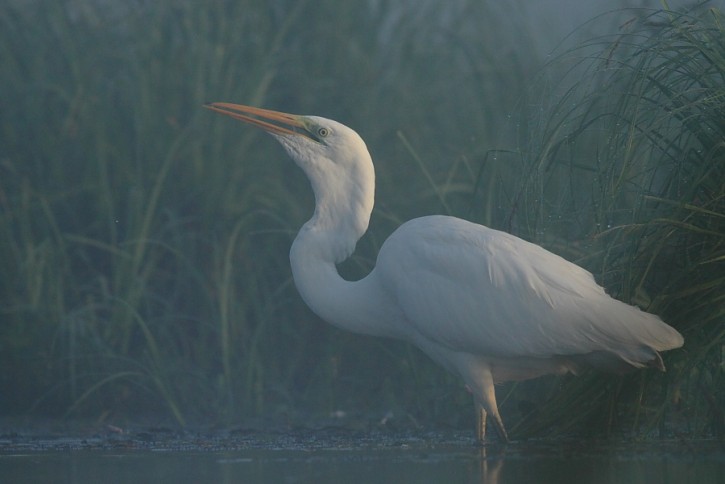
[206,103,684,442]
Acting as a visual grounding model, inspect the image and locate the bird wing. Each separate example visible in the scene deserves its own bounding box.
[375,215,681,363]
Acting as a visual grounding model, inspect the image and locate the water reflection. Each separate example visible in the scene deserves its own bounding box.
[1,441,723,484]
[479,450,504,484]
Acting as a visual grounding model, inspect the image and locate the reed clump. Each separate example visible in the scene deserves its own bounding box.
[507,6,724,438]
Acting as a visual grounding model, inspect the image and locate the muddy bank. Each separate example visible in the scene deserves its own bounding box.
[0,418,721,455]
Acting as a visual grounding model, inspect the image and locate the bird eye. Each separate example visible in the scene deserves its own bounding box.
[317,127,330,138]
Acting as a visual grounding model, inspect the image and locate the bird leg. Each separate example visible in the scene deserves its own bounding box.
[472,366,509,444]
[489,406,509,443]
[475,402,509,443]
[476,406,487,443]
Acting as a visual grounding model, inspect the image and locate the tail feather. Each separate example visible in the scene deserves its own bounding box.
[648,351,666,372]
[576,345,668,373]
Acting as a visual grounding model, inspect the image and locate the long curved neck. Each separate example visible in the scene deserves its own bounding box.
[288,156,400,338]
[290,228,398,338]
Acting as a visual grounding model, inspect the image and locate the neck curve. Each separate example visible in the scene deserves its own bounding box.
[287,147,402,338]
[290,222,401,338]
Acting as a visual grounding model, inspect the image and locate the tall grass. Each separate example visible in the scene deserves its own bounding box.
[507,6,724,438]
[0,0,536,427]
[2,0,719,439]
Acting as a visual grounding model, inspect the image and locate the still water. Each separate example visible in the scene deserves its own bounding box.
[2,440,723,484]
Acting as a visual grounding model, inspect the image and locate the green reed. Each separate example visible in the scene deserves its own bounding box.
[507,6,724,438]
[3,0,717,439]
[0,0,534,426]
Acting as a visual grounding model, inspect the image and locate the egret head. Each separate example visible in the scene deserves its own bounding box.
[205,102,375,253]
[204,103,369,175]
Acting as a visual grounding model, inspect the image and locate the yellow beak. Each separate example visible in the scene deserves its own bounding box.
[204,102,310,139]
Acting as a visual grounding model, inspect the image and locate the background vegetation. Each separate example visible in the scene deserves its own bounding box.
[0,0,722,439]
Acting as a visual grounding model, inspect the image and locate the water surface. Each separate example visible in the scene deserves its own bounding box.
[2,432,722,484]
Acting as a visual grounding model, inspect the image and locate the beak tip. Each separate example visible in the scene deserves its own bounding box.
[204,103,306,139]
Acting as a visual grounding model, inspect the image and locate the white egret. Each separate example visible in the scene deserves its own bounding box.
[205,102,684,442]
